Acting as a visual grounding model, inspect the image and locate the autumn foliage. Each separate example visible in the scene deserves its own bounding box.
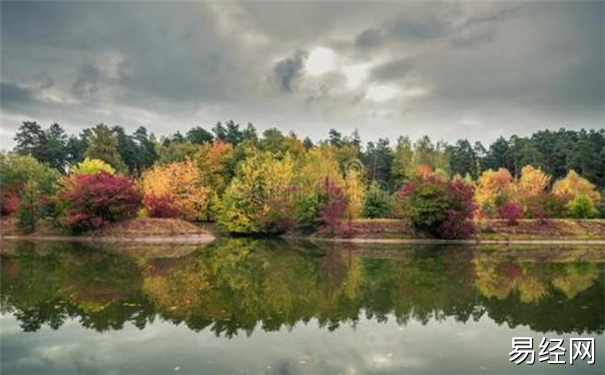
[58,172,140,233]
[217,152,295,234]
[498,201,524,225]
[474,168,514,214]
[140,160,211,221]
[398,172,476,239]
[142,195,180,218]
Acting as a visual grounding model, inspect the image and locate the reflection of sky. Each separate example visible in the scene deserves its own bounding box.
[1,313,602,374]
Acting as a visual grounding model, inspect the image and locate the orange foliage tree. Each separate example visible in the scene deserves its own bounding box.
[140,160,211,221]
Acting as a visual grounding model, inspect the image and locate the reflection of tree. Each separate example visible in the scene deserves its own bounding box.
[1,240,603,336]
[551,263,599,299]
[474,257,600,303]
[473,255,604,334]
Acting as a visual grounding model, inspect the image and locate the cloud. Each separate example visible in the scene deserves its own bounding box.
[272,51,308,93]
[0,1,602,148]
[369,59,415,82]
[0,82,37,108]
[355,28,382,49]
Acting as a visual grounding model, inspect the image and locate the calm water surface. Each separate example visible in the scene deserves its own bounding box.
[0,239,603,374]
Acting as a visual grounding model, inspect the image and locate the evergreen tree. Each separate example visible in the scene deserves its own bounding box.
[186,126,214,144]
[363,138,394,189]
[84,124,127,173]
[133,126,158,171]
[112,126,138,173]
[242,123,259,144]
[328,128,343,148]
[303,137,314,150]
[448,139,478,179]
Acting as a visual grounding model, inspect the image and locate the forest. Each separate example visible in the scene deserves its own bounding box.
[1,120,604,238]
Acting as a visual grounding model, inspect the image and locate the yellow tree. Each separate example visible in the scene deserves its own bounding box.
[552,170,600,204]
[343,169,365,219]
[474,168,514,213]
[140,160,211,221]
[515,165,550,201]
[218,152,295,234]
[195,141,234,193]
[297,146,344,190]
[71,158,116,175]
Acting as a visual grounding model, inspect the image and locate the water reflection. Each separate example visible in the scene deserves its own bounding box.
[1,239,603,337]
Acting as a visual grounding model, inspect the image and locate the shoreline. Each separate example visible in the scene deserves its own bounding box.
[284,236,605,245]
[2,233,605,245]
[0,233,216,244]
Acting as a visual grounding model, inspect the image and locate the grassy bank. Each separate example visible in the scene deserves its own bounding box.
[2,216,604,243]
[309,218,605,241]
[0,217,215,243]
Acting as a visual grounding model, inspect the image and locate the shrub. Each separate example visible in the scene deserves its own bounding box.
[142,195,180,218]
[497,201,523,225]
[59,172,140,233]
[567,195,598,219]
[362,181,393,218]
[398,174,476,239]
[71,158,115,175]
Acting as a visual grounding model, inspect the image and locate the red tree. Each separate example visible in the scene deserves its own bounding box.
[497,201,523,225]
[143,195,180,218]
[59,172,140,233]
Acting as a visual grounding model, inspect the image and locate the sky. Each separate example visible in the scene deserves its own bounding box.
[1,1,603,149]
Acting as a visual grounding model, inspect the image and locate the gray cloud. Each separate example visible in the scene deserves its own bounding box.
[370,59,415,82]
[355,28,382,49]
[0,1,602,149]
[272,51,307,93]
[72,64,102,100]
[0,82,37,109]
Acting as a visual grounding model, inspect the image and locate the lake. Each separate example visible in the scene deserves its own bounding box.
[0,239,603,374]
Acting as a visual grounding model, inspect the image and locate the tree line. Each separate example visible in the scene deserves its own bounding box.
[11,121,605,188]
[1,120,604,237]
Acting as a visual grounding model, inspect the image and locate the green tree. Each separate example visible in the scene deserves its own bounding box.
[567,195,598,219]
[14,122,68,172]
[448,139,478,179]
[42,123,69,172]
[362,181,393,218]
[112,126,138,174]
[187,126,214,145]
[0,153,60,232]
[14,121,45,160]
[84,124,127,173]
[133,126,158,171]
[363,138,394,189]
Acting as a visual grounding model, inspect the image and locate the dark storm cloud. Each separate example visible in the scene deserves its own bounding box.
[0,82,37,109]
[272,51,308,93]
[0,1,603,148]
